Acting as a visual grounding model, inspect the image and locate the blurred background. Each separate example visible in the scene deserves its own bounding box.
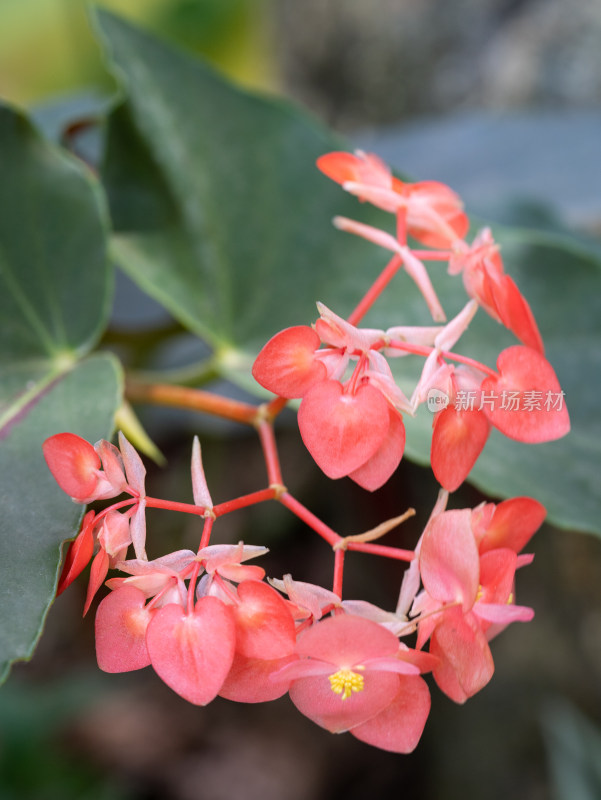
[2,1,601,798]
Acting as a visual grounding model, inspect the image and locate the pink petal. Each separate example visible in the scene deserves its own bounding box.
[289,670,401,733]
[146,596,236,705]
[296,614,400,664]
[97,509,131,559]
[298,380,389,479]
[430,609,494,703]
[349,407,405,491]
[406,181,468,248]
[478,497,546,554]
[350,675,431,753]
[95,586,152,673]
[94,439,127,493]
[219,652,297,703]
[431,407,490,492]
[420,509,479,610]
[233,580,297,660]
[482,346,570,443]
[252,326,326,398]
[191,436,212,508]
[474,602,534,625]
[129,499,147,561]
[43,432,102,501]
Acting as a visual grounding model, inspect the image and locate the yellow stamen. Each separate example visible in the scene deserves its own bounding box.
[329,668,365,701]
[507,592,514,604]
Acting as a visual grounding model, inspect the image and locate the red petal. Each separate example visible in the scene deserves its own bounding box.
[219,651,297,703]
[482,346,570,443]
[420,509,479,610]
[430,609,494,703]
[431,407,490,492]
[349,407,405,491]
[252,326,326,398]
[95,586,152,673]
[478,549,517,604]
[478,497,546,554]
[350,675,430,753]
[233,580,297,660]
[407,181,468,248]
[146,596,236,705]
[83,548,110,616]
[298,381,389,479]
[492,274,544,354]
[56,510,95,595]
[43,432,101,501]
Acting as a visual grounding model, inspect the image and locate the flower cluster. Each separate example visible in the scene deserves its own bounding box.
[43,150,568,755]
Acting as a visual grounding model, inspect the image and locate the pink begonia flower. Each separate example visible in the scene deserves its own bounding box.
[415,508,535,703]
[449,228,544,353]
[277,614,430,753]
[317,150,468,248]
[253,307,406,490]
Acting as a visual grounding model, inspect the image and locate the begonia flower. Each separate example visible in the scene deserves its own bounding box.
[277,614,430,753]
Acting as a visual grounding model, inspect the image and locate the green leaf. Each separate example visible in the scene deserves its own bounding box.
[0,104,119,681]
[94,12,601,535]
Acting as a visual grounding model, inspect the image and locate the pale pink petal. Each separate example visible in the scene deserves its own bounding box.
[129,499,147,561]
[191,436,212,509]
[118,432,146,496]
[94,439,127,494]
[271,574,340,620]
[474,602,534,625]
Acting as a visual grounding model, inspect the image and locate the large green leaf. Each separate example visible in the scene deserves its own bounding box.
[0,104,120,682]
[94,12,601,535]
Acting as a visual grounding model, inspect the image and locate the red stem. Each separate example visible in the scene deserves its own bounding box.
[257,420,283,485]
[386,339,498,378]
[199,515,214,550]
[333,548,345,597]
[279,492,341,547]
[213,487,277,517]
[411,250,452,261]
[347,253,403,326]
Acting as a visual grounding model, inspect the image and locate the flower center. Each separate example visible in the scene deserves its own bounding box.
[328,668,365,701]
